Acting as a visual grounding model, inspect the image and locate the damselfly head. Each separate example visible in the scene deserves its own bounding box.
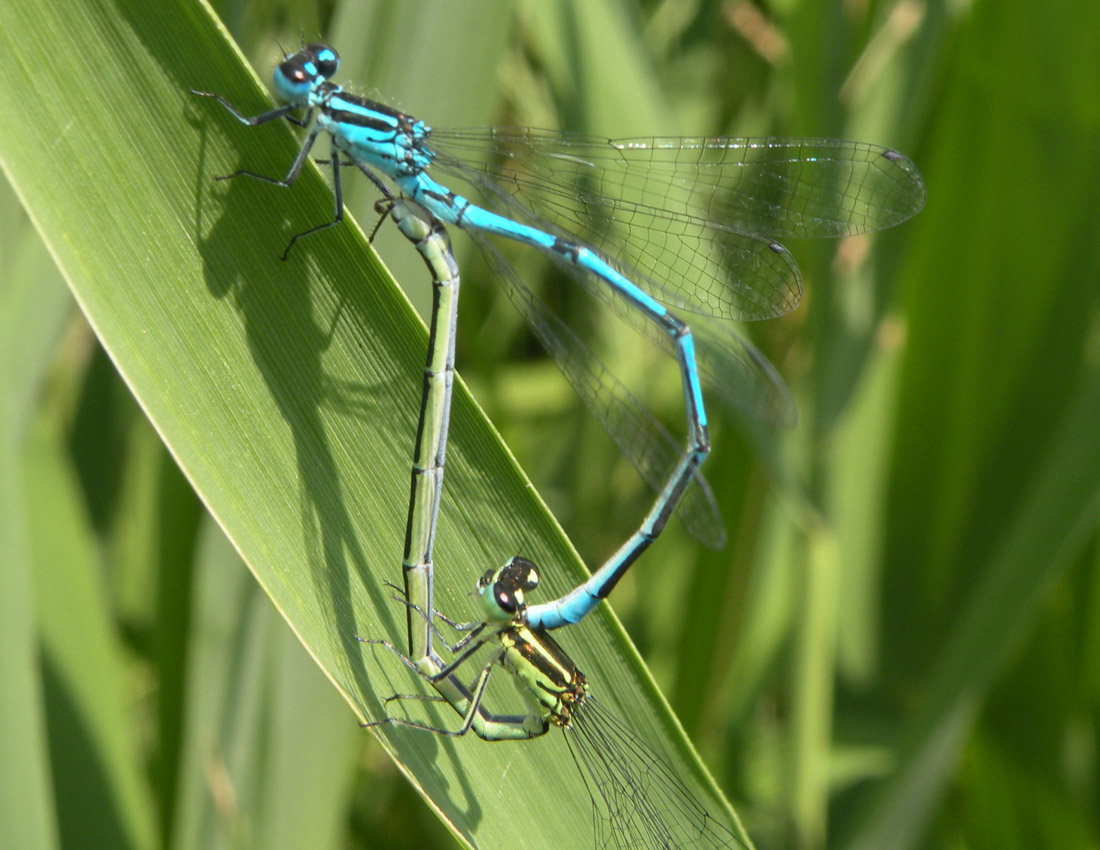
[478,556,541,620]
[273,43,340,103]
[303,44,339,79]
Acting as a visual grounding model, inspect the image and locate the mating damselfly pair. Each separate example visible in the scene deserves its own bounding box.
[194,41,923,849]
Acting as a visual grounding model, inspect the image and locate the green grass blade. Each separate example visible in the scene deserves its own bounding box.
[0,196,69,850]
[25,404,159,850]
[171,518,364,850]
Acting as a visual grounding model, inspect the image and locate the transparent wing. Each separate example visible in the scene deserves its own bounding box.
[565,696,751,850]
[452,161,798,426]
[429,128,925,321]
[468,228,728,549]
[451,162,795,547]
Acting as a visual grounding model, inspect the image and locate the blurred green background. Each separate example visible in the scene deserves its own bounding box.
[2,0,1099,849]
